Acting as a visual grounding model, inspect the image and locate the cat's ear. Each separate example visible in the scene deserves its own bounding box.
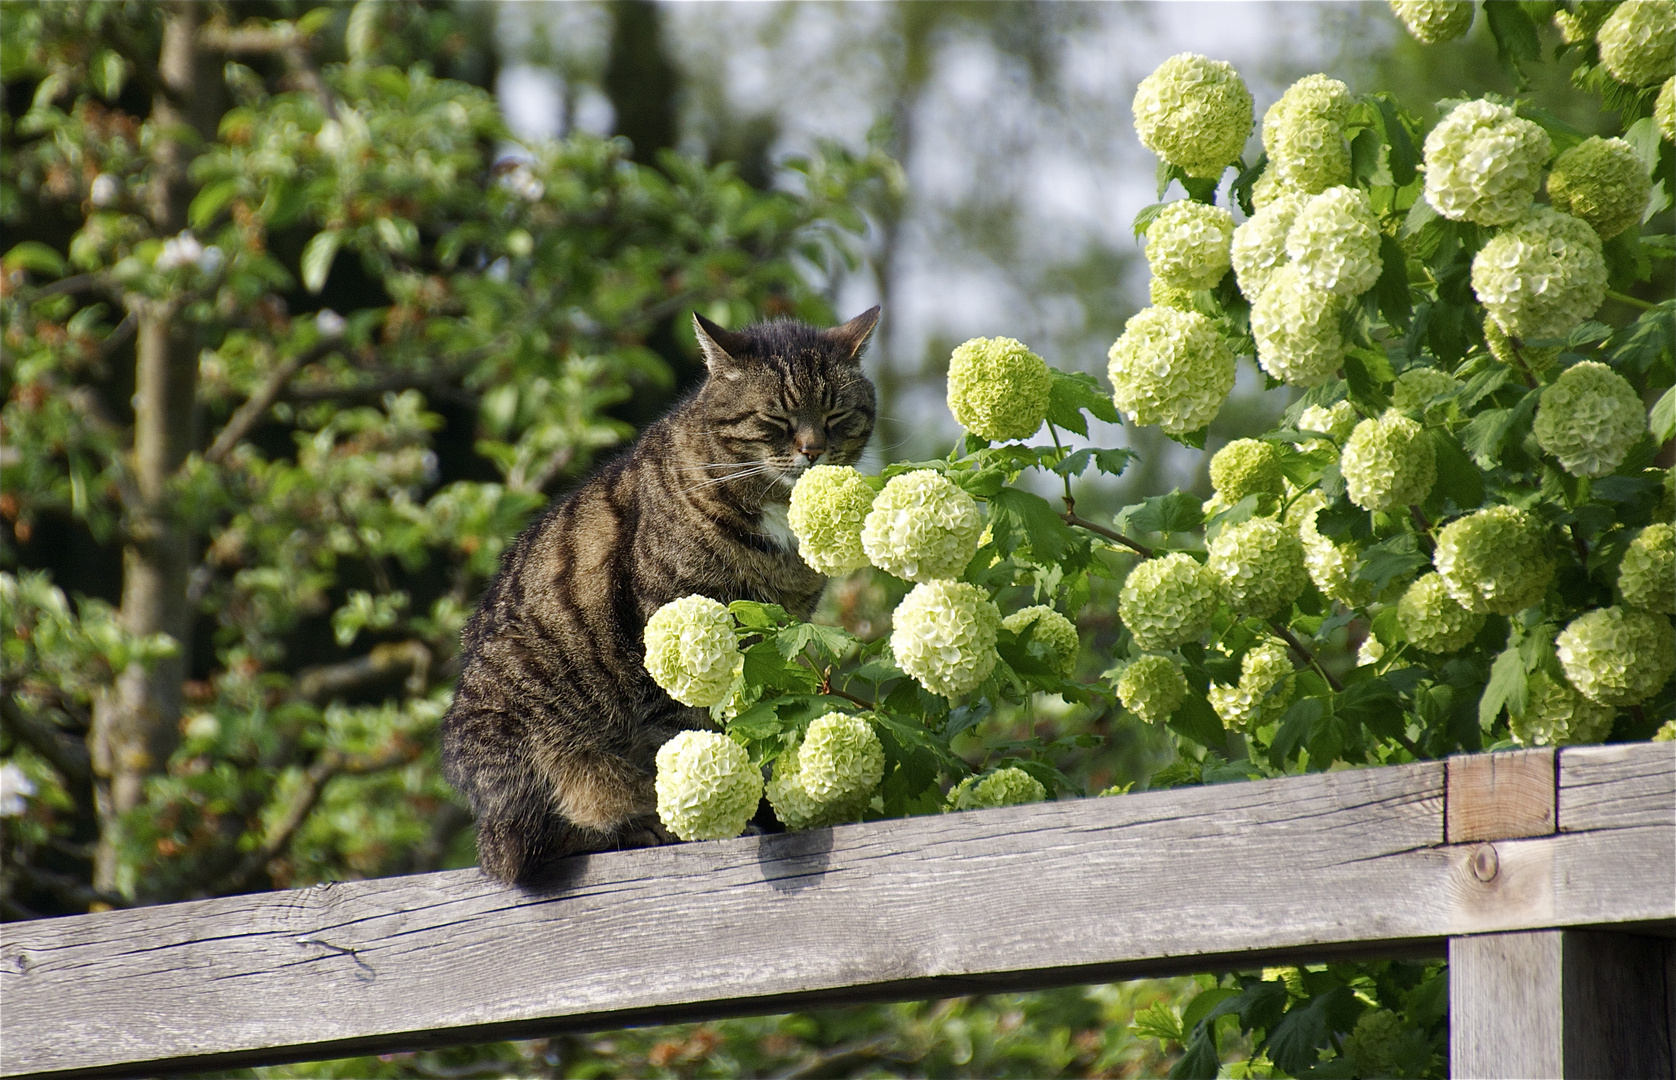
[823,306,881,364]
[693,312,749,377]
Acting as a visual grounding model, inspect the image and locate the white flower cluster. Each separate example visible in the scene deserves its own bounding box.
[1341,411,1437,511]
[1545,136,1653,240]
[1510,671,1616,747]
[1249,265,1349,387]
[1291,491,1365,606]
[1209,438,1286,504]
[1209,639,1295,733]
[1286,186,1384,297]
[788,465,877,574]
[1296,400,1360,452]
[1132,53,1254,179]
[946,336,1053,442]
[946,767,1047,811]
[1146,201,1237,291]
[890,579,1001,698]
[1597,0,1676,86]
[1619,523,1675,614]
[861,470,983,583]
[1531,361,1648,479]
[1555,606,1676,706]
[643,595,742,708]
[1434,505,1554,615]
[654,730,762,841]
[1390,367,1463,418]
[1389,0,1475,43]
[1116,655,1190,725]
[1002,605,1080,678]
[766,713,883,830]
[1108,306,1236,434]
[155,230,225,274]
[1659,77,1676,143]
[1422,100,1552,226]
[1397,573,1485,653]
[1120,553,1222,651]
[1207,517,1309,620]
[1231,190,1311,300]
[1262,75,1353,196]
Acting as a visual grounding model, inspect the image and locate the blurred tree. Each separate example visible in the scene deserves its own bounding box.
[0,0,887,913]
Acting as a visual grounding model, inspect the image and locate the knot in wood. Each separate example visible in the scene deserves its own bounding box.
[1470,843,1499,883]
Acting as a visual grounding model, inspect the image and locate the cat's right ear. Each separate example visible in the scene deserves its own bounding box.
[693,312,748,379]
[823,305,881,364]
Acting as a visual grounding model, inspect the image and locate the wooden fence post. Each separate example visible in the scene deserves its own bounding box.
[1449,930,1675,1079]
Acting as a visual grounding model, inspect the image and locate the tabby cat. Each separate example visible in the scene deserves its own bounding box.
[442,308,880,883]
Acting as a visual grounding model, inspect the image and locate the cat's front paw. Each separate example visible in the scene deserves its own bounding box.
[616,816,679,849]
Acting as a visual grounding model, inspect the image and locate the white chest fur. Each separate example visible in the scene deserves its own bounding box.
[758,502,798,551]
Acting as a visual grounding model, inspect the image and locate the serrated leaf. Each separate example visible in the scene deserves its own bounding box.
[1053,446,1135,478]
[1268,697,1321,766]
[1460,388,1540,469]
[300,229,341,294]
[1132,201,1168,240]
[729,600,790,629]
[1167,693,1226,750]
[1343,348,1394,411]
[1375,234,1413,330]
[1265,986,1359,1074]
[1650,386,1675,444]
[987,487,1076,561]
[1352,532,1429,592]
[1117,489,1204,535]
[1181,986,1242,1033]
[1045,369,1120,437]
[1428,428,1485,511]
[1168,1028,1221,1080]
[1132,1001,1185,1044]
[1485,1,1540,86]
[1371,92,1418,186]
[1479,644,1527,729]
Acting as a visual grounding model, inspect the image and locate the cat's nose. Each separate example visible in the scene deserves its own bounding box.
[795,432,825,464]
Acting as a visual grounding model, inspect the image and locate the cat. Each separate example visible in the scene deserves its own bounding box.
[441,307,880,883]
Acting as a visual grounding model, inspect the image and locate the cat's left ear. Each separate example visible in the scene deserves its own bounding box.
[693,312,750,376]
[823,306,881,364]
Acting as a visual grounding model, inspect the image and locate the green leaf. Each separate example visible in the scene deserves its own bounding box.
[1651,386,1675,444]
[1479,644,1528,729]
[1343,348,1394,412]
[1353,533,1429,593]
[1181,986,1242,1033]
[1484,1,1540,86]
[1132,1000,1185,1044]
[1168,1027,1221,1080]
[1428,428,1485,511]
[1269,697,1322,766]
[90,48,126,99]
[1045,369,1120,437]
[1167,693,1226,751]
[1371,93,1418,186]
[1053,446,1136,479]
[728,601,789,629]
[986,487,1076,561]
[1460,388,1540,470]
[300,229,341,294]
[1266,986,1359,1074]
[189,179,241,230]
[1132,202,1168,240]
[1337,679,1405,742]
[2,241,67,276]
[1117,489,1204,535]
[1375,235,1413,331]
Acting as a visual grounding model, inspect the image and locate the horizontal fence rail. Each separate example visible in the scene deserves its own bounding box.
[2,743,1672,1079]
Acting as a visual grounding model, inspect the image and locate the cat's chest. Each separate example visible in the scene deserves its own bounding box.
[756,502,798,551]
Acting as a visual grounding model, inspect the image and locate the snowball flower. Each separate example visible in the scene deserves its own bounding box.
[1343,1009,1407,1080]
[1107,306,1236,434]
[1474,206,1608,344]
[1210,438,1286,504]
[1423,100,1552,225]
[1510,671,1617,747]
[1659,77,1676,143]
[1120,552,1222,650]
[643,595,742,708]
[1286,186,1384,297]
[654,730,762,841]
[1145,200,1237,290]
[946,767,1047,811]
[946,336,1052,442]
[1391,367,1463,417]
[1003,605,1080,677]
[1231,190,1311,300]
[1485,316,1561,374]
[1132,53,1254,179]
[1250,264,1348,386]
[861,470,983,583]
[1434,505,1554,615]
[1208,639,1295,732]
[1546,137,1653,240]
[1262,75,1354,194]
[1556,606,1676,706]
[1116,655,1190,725]
[798,712,885,805]
[1207,517,1309,620]
[1296,400,1360,450]
[1149,278,1199,310]
[1397,573,1485,653]
[789,465,877,574]
[1656,719,1676,741]
[1597,0,1676,86]
[766,735,869,830]
[1619,523,1676,614]
[890,579,1001,698]
[1341,411,1437,511]
[1532,361,1647,478]
[1390,0,1475,42]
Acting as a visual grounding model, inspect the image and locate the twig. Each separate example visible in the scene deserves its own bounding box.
[205,338,338,464]
[1269,621,1344,694]
[16,272,106,302]
[1605,289,1657,312]
[0,692,92,785]
[1063,511,1153,558]
[293,641,432,705]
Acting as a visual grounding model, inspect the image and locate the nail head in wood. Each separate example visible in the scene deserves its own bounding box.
[1447,748,1557,844]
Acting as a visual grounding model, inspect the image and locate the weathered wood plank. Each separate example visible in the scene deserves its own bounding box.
[1,751,1670,1080]
[1559,741,1676,832]
[1450,930,1676,1078]
[1447,748,1556,842]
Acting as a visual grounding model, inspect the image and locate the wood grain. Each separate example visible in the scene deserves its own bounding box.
[1,751,1670,1080]
[1559,742,1676,832]
[1447,748,1556,843]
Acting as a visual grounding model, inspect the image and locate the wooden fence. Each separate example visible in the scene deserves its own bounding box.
[2,742,1672,1079]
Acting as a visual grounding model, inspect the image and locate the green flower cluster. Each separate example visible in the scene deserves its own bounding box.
[788,465,876,574]
[1115,655,1190,725]
[891,579,1001,698]
[1231,190,1310,300]
[1002,605,1080,678]
[946,336,1052,442]
[1397,573,1485,653]
[1288,492,1363,605]
[766,712,883,830]
[643,594,742,708]
[1145,201,1237,291]
[1131,52,1254,179]
[1659,77,1676,142]
[654,730,763,841]
[1472,207,1608,343]
[1555,606,1676,706]
[1509,671,1617,747]
[1107,305,1236,434]
[1120,552,1222,650]
[1262,75,1353,195]
[1597,0,1676,86]
[1342,1009,1407,1079]
[1208,639,1295,732]
[1341,411,1437,511]
[861,470,983,583]
[1296,399,1360,451]
[1210,438,1286,504]
[1532,361,1647,478]
[1249,264,1348,387]
[946,767,1047,811]
[1389,0,1475,42]
[1657,720,1676,741]
[1148,277,1198,310]
[1546,137,1653,240]
[1619,523,1675,614]
[1484,316,1562,374]
[1391,367,1463,418]
[1434,506,1554,615]
[1423,100,1552,225]
[1207,517,1309,620]
[1286,186,1383,297]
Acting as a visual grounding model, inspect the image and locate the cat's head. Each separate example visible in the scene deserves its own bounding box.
[686,307,879,496]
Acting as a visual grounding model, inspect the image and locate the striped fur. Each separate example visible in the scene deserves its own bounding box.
[442,309,879,882]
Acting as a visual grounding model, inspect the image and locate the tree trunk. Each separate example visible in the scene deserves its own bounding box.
[89,3,217,898]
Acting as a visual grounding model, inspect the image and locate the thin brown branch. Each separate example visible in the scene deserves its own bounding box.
[1268,621,1344,695]
[0,692,92,785]
[205,338,337,464]
[17,272,109,302]
[293,641,432,705]
[1064,511,1153,558]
